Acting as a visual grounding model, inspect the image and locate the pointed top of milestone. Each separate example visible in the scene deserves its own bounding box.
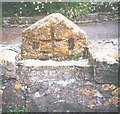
[23,13,86,37]
[21,13,88,60]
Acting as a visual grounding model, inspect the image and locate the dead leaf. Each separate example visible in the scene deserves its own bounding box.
[15,81,22,90]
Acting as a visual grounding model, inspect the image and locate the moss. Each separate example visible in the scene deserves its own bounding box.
[8,107,29,114]
[68,52,83,60]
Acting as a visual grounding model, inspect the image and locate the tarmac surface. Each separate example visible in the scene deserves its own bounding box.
[2,21,118,44]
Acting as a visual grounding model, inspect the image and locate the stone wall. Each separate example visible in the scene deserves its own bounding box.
[2,12,119,28]
[1,41,119,112]
[15,60,119,112]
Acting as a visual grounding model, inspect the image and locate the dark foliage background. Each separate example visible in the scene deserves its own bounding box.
[2,2,119,17]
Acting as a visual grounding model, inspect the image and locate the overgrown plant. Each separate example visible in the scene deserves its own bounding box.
[2,2,119,17]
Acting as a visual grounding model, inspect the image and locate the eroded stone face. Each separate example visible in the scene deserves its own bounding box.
[21,13,88,60]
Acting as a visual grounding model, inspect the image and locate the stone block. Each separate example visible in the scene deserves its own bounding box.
[21,13,88,60]
[94,62,119,84]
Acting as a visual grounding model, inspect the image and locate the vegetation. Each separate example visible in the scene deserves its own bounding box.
[7,107,29,114]
[68,52,83,60]
[2,2,119,17]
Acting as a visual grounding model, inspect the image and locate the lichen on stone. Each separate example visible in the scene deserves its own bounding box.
[21,13,88,61]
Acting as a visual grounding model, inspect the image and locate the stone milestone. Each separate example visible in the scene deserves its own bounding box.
[21,13,88,60]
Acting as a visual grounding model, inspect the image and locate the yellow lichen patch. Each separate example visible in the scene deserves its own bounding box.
[5,71,12,76]
[102,84,110,90]
[21,13,87,60]
[54,40,68,56]
[85,89,91,96]
[14,81,22,90]
[39,41,52,52]
[102,84,117,91]
[108,97,118,105]
[92,90,99,94]
[79,89,92,96]
[64,30,71,38]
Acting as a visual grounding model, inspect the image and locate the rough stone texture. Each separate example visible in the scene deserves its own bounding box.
[2,79,25,112]
[0,49,17,78]
[94,62,118,84]
[89,39,119,84]
[0,43,119,112]
[21,13,88,60]
[15,65,119,112]
[0,34,119,112]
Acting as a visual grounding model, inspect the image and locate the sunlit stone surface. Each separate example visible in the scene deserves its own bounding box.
[21,13,88,60]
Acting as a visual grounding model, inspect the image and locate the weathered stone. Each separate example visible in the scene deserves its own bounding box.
[21,13,88,60]
[0,50,17,78]
[76,66,94,81]
[93,62,118,84]
[89,39,119,84]
[2,80,25,112]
